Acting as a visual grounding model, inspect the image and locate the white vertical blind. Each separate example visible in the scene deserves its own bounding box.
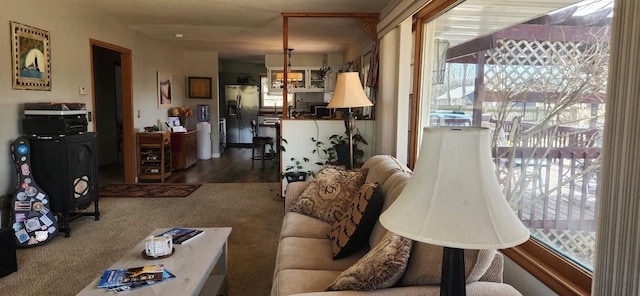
[593,0,640,294]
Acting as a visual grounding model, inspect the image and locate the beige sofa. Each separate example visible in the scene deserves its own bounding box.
[271,155,522,295]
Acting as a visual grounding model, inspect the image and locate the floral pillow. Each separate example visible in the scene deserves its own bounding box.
[327,231,413,291]
[329,183,384,259]
[289,166,367,224]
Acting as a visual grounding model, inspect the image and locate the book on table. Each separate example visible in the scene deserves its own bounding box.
[158,227,204,244]
[98,264,174,290]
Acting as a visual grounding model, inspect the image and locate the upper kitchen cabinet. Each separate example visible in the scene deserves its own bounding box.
[265,53,343,94]
[268,68,322,93]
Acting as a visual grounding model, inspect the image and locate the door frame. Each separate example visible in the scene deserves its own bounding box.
[89,39,136,183]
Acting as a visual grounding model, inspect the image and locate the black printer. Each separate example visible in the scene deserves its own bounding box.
[22,102,88,136]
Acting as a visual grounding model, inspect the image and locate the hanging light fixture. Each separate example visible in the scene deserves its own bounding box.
[278,48,303,91]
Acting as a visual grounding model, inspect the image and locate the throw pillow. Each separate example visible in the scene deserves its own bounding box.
[399,243,497,286]
[329,183,384,259]
[326,231,412,291]
[289,166,367,224]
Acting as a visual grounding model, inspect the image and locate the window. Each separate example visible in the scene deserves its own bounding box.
[260,76,284,112]
[414,0,613,293]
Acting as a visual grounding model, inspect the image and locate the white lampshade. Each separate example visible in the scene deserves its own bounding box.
[379,127,530,249]
[327,72,373,108]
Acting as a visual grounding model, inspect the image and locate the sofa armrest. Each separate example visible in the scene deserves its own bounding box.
[284,181,311,209]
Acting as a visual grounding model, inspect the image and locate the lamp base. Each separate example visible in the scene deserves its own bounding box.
[343,111,356,170]
[440,247,465,296]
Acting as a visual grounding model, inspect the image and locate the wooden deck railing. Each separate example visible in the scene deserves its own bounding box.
[494,147,601,232]
[490,121,602,233]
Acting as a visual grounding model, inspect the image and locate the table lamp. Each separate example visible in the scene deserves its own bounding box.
[327,72,373,169]
[379,127,530,296]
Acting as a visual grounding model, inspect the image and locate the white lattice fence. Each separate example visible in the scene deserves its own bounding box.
[484,39,592,92]
[532,229,596,266]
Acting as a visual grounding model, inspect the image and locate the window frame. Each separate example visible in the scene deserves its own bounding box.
[410,1,594,294]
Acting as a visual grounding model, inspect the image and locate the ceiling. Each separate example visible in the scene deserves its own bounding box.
[58,0,598,64]
[434,0,609,48]
[61,0,392,63]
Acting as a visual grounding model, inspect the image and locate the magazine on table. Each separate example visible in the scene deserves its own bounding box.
[98,264,165,289]
[158,227,204,244]
[108,269,176,294]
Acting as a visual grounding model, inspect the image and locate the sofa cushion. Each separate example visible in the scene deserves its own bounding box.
[273,269,342,296]
[276,237,366,272]
[289,166,367,224]
[330,183,384,259]
[399,243,497,286]
[369,171,412,248]
[326,231,413,291]
[280,212,331,239]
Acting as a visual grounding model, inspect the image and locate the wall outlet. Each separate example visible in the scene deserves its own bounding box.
[79,86,88,95]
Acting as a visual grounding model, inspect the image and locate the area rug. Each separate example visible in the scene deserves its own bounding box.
[99,184,202,197]
[2,183,283,296]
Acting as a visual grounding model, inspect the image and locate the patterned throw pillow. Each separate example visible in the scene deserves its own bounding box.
[329,183,384,259]
[327,231,413,291]
[289,166,367,224]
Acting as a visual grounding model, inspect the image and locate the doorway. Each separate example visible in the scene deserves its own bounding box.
[90,39,135,184]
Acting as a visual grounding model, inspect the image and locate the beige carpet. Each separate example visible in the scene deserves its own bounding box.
[0,183,284,296]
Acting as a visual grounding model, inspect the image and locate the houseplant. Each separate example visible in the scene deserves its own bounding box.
[329,132,368,166]
[311,137,338,167]
[283,157,312,183]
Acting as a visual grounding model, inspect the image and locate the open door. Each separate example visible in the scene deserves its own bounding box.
[90,39,136,184]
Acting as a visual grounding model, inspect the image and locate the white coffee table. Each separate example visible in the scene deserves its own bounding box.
[77,227,232,296]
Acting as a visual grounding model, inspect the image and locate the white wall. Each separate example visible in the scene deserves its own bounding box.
[0,1,218,190]
[184,51,220,157]
[280,119,376,194]
[503,256,558,295]
[376,27,400,157]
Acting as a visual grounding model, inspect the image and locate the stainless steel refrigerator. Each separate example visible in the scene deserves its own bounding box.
[224,85,259,145]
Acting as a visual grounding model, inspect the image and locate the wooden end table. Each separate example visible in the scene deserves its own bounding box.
[77,227,232,296]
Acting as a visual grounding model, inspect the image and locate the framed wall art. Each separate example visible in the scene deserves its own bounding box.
[10,21,51,90]
[188,76,212,99]
[158,71,172,107]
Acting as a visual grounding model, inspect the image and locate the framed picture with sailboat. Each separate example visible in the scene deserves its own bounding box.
[10,21,51,90]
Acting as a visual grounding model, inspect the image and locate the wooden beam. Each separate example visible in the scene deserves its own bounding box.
[481,91,606,104]
[447,24,610,62]
[282,14,289,118]
[357,16,379,41]
[494,24,610,43]
[472,51,485,125]
[415,0,464,21]
[282,12,378,18]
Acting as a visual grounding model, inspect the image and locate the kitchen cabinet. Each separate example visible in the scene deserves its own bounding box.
[268,67,324,93]
[171,130,198,170]
[137,132,171,182]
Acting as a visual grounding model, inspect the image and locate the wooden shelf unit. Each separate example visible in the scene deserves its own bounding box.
[171,130,198,170]
[137,132,171,182]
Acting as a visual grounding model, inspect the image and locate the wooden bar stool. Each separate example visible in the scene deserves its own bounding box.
[250,120,273,168]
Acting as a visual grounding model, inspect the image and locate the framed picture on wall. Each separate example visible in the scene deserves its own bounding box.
[10,21,51,90]
[188,76,212,98]
[158,71,172,107]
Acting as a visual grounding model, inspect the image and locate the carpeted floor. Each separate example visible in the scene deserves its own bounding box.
[99,183,202,197]
[0,183,283,296]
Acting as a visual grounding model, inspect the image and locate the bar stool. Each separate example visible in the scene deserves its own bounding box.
[250,120,273,168]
